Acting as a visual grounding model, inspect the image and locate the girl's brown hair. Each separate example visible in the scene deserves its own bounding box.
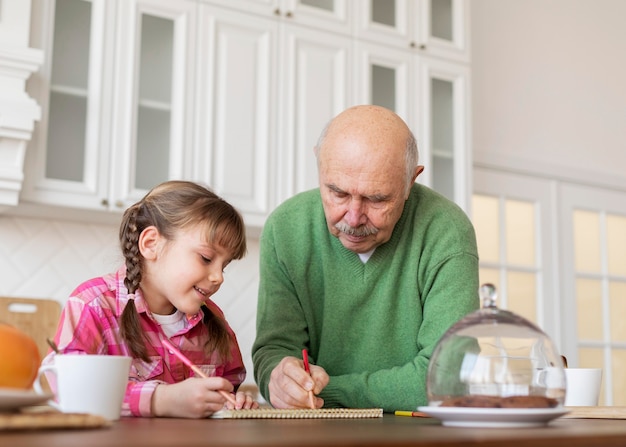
[118,180,247,362]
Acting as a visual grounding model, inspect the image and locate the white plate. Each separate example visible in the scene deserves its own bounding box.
[0,388,52,412]
[417,406,569,428]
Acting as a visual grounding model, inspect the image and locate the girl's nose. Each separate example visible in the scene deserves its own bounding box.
[208,268,224,285]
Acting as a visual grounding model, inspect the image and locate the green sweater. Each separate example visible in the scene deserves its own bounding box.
[252,184,479,412]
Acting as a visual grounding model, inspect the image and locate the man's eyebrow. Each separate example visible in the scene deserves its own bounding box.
[367,193,390,202]
[326,183,344,193]
[326,183,390,202]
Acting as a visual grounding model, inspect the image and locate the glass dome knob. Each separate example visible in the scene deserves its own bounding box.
[479,283,498,309]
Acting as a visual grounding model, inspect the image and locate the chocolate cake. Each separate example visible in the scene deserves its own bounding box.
[440,395,558,408]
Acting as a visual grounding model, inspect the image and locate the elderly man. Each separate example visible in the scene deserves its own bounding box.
[252,105,479,412]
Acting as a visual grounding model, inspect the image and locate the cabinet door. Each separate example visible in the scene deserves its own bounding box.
[354,41,415,130]
[23,0,115,209]
[277,23,352,202]
[111,0,197,210]
[357,0,414,49]
[357,0,469,62]
[418,56,471,211]
[196,5,276,228]
[417,0,469,62]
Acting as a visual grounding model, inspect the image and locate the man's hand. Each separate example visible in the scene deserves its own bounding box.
[268,356,329,409]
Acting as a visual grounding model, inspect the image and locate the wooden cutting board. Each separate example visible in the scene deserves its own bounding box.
[0,297,61,359]
[0,411,110,431]
[562,406,626,419]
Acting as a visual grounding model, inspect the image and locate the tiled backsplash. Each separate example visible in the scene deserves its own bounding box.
[0,215,260,386]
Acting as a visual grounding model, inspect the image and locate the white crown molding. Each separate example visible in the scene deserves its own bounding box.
[474,150,626,193]
[0,45,44,207]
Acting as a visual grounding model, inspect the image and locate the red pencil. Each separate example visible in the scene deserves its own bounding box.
[302,349,316,409]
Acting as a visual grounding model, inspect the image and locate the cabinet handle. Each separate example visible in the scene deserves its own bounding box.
[410,42,427,51]
[274,7,281,16]
[285,11,293,18]
[101,198,109,207]
[115,200,124,208]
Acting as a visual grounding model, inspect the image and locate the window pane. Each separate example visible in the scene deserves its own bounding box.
[51,0,91,89]
[609,281,626,342]
[136,107,170,190]
[478,268,499,292]
[46,0,91,182]
[607,214,626,276]
[301,0,334,12]
[505,200,535,267]
[578,347,604,369]
[573,210,601,273]
[473,195,499,263]
[432,78,454,201]
[46,92,86,181]
[135,14,174,190]
[431,0,452,41]
[576,278,603,341]
[612,350,626,405]
[139,15,173,103]
[371,64,396,111]
[432,155,454,202]
[507,271,536,324]
[371,0,395,27]
[432,78,453,156]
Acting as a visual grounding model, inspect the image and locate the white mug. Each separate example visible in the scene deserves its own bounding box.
[564,368,602,406]
[33,354,131,420]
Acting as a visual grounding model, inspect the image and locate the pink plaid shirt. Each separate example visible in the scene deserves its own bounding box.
[42,267,247,417]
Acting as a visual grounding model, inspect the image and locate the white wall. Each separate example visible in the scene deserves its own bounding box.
[471,0,626,187]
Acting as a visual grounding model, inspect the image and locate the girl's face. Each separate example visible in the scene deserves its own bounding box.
[139,224,234,315]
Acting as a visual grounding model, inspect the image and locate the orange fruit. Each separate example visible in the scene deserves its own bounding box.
[0,323,41,389]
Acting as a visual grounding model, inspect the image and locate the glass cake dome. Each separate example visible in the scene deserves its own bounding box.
[426,284,566,408]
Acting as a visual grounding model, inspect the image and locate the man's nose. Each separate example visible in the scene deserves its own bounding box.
[344,199,367,227]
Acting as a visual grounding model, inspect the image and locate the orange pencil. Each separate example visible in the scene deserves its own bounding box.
[162,338,237,406]
[302,348,316,409]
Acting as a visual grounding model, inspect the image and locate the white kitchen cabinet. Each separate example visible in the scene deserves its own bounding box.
[194,6,277,227]
[355,0,471,211]
[23,0,196,211]
[275,22,352,202]
[418,56,471,211]
[23,0,470,225]
[358,0,469,63]
[196,4,352,226]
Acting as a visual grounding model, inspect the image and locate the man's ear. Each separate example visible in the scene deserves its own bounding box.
[405,165,425,199]
[138,226,161,260]
[413,165,425,183]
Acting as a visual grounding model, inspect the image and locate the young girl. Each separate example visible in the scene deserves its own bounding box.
[43,180,258,417]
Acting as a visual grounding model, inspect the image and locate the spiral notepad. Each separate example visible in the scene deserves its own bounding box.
[211,408,383,419]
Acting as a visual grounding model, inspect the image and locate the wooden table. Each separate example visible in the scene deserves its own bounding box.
[3,414,626,447]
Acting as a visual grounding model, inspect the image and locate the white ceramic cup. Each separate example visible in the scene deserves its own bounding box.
[33,354,131,420]
[564,368,602,406]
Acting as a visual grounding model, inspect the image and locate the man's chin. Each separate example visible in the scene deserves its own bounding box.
[338,235,375,254]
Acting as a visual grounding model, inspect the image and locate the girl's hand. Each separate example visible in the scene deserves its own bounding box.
[225,389,260,410]
[151,377,235,418]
